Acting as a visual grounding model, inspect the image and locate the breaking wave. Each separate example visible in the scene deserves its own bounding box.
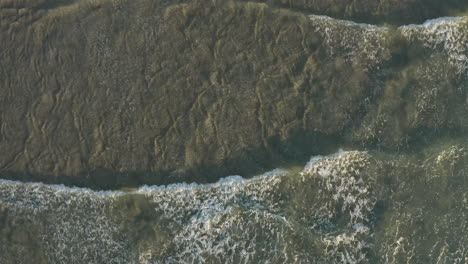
[0,151,379,263]
[1,144,467,263]
[309,15,468,75]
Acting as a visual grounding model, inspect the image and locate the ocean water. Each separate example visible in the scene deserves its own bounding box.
[1,4,467,264]
[1,146,467,263]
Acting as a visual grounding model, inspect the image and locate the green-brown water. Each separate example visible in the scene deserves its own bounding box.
[1,0,468,263]
[1,0,467,188]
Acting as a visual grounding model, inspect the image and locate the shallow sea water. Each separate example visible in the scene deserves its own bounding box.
[1,2,467,263]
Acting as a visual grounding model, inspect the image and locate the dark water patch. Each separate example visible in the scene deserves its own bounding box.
[0,205,49,264]
[241,0,468,25]
[30,0,79,11]
[0,130,343,190]
[0,0,76,9]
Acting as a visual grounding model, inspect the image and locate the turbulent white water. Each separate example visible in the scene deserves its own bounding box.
[1,146,467,263]
[308,15,390,69]
[309,15,468,75]
[0,151,379,263]
[400,16,468,74]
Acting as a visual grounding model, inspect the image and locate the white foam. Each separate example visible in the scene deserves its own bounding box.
[309,14,468,75]
[0,151,377,263]
[308,15,391,68]
[299,150,376,263]
[399,16,468,74]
